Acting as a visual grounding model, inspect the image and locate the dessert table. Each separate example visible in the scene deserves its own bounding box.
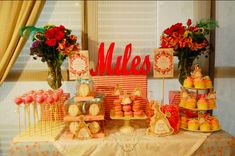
[8,121,235,156]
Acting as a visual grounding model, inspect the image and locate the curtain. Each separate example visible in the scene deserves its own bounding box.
[0,0,45,85]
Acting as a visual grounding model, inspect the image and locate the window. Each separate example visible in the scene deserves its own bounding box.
[12,1,82,71]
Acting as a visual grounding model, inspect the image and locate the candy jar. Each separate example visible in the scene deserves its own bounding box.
[76,78,95,97]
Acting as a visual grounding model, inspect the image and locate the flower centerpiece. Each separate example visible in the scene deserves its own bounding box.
[160,19,218,84]
[20,25,79,89]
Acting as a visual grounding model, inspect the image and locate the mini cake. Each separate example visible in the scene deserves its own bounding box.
[180,116,188,128]
[197,97,208,110]
[179,98,187,107]
[183,76,194,88]
[133,100,141,106]
[194,78,205,89]
[185,98,196,109]
[188,119,199,130]
[114,105,122,111]
[133,110,145,118]
[124,111,133,118]
[89,103,100,116]
[123,105,132,112]
[204,76,213,88]
[211,118,220,130]
[200,121,211,131]
[208,98,216,109]
[114,111,123,117]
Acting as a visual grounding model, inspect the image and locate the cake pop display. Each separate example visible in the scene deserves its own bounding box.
[15,97,22,135]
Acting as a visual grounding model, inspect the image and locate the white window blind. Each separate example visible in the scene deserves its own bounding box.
[12,1,82,71]
[98,1,157,62]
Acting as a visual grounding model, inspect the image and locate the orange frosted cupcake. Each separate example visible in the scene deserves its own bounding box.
[208,98,216,109]
[211,118,220,130]
[185,98,196,109]
[188,119,199,130]
[200,121,211,131]
[183,76,194,88]
[123,104,132,112]
[204,76,213,88]
[194,78,205,89]
[197,97,208,110]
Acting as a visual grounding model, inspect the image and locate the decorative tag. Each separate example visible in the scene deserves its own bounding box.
[75,116,92,139]
[147,101,174,136]
[69,50,89,80]
[153,48,174,78]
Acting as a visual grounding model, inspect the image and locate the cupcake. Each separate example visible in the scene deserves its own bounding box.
[211,118,220,130]
[208,98,216,109]
[123,104,132,112]
[197,97,208,110]
[204,76,213,88]
[183,76,194,88]
[113,99,121,106]
[179,98,187,107]
[185,98,197,109]
[124,111,133,118]
[188,119,199,130]
[194,78,205,89]
[200,121,211,131]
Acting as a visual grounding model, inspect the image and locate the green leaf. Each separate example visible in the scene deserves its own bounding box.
[19,26,45,38]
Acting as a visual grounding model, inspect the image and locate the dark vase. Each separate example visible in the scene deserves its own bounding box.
[47,61,62,90]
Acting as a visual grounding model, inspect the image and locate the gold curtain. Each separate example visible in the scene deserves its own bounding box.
[0,0,45,85]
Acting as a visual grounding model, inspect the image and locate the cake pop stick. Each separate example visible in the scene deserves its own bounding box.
[47,96,54,136]
[15,97,22,135]
[53,94,59,127]
[25,95,33,135]
[57,89,64,122]
[36,95,44,135]
[30,92,37,134]
[43,94,48,133]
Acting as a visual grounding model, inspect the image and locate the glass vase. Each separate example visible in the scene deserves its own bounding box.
[47,61,62,90]
[178,58,194,85]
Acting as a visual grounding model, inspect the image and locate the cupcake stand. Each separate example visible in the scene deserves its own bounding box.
[110,110,146,133]
[180,86,220,133]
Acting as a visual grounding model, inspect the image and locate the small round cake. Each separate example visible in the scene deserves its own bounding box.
[211,118,220,130]
[68,104,81,117]
[194,78,205,89]
[132,105,141,112]
[185,98,196,109]
[180,116,188,128]
[200,121,211,131]
[183,76,194,88]
[124,111,133,118]
[204,76,213,88]
[197,98,208,110]
[188,119,199,130]
[208,98,216,109]
[123,105,132,112]
[113,99,121,106]
[89,103,100,116]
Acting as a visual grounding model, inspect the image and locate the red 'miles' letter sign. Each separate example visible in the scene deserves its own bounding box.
[90,42,151,76]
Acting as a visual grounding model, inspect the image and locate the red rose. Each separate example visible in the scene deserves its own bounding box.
[179,26,186,35]
[45,29,55,39]
[164,28,172,35]
[170,23,182,32]
[187,19,192,27]
[55,31,65,41]
[46,38,57,46]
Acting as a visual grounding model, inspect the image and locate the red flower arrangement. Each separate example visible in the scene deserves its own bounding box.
[20,24,80,89]
[160,19,218,84]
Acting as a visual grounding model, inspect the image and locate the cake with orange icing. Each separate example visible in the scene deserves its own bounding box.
[204,76,213,88]
[194,78,205,89]
[211,118,220,130]
[208,98,216,109]
[180,116,188,128]
[185,98,196,109]
[200,121,211,131]
[183,76,194,88]
[197,96,208,110]
[188,119,199,130]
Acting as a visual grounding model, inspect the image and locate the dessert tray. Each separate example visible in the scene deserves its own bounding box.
[181,127,221,133]
[110,110,146,133]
